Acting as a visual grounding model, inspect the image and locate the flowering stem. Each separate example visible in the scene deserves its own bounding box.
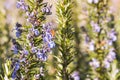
[11,0,54,79]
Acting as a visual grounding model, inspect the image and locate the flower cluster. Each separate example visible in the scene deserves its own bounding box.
[107,29,117,45]
[11,38,22,54]
[11,0,55,79]
[41,5,52,15]
[11,62,20,79]
[16,0,28,11]
[84,1,118,80]
[104,49,116,69]
[15,22,22,38]
[42,23,55,49]
[26,11,40,26]
[89,58,100,69]
[35,23,55,61]
[71,71,80,80]
[90,21,101,33]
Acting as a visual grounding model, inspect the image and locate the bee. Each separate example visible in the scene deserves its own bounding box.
[100,40,106,46]
[50,29,55,37]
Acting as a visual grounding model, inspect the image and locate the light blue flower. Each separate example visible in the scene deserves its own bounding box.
[89,58,100,68]
[36,51,47,61]
[103,59,110,69]
[31,47,38,53]
[34,29,40,36]
[12,45,19,54]
[16,30,22,38]
[16,1,22,8]
[23,49,29,55]
[48,41,55,48]
[107,49,116,62]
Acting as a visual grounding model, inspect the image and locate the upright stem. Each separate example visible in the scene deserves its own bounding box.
[55,0,74,79]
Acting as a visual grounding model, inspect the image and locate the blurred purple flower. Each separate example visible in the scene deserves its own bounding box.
[16,1,22,8]
[89,58,100,69]
[23,49,29,55]
[103,59,110,69]
[90,21,100,33]
[106,49,116,62]
[89,40,95,51]
[71,71,80,80]
[108,29,117,42]
[31,47,38,53]
[16,0,28,11]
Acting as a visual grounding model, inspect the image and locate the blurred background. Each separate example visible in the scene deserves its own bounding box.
[0,0,120,77]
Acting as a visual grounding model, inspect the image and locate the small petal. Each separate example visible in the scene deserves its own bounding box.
[48,41,55,48]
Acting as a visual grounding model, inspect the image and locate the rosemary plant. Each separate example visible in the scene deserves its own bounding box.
[55,0,76,80]
[85,0,120,79]
[10,0,55,79]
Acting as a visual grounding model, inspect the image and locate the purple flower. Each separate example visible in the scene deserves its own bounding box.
[85,35,90,43]
[14,62,20,71]
[48,41,55,48]
[89,58,100,69]
[31,47,38,53]
[11,45,19,54]
[15,23,22,38]
[94,23,100,32]
[103,59,110,69]
[42,23,55,52]
[106,49,116,62]
[71,71,80,80]
[29,12,35,18]
[108,29,117,42]
[20,58,26,62]
[23,49,29,55]
[107,40,113,46]
[16,0,29,11]
[16,29,22,38]
[43,36,48,42]
[103,49,116,69]
[46,32,52,40]
[34,29,40,36]
[89,40,95,51]
[36,50,47,61]
[12,71,17,79]
[16,1,22,8]
[21,5,29,11]
[90,21,100,32]
[41,5,52,15]
[12,62,20,79]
